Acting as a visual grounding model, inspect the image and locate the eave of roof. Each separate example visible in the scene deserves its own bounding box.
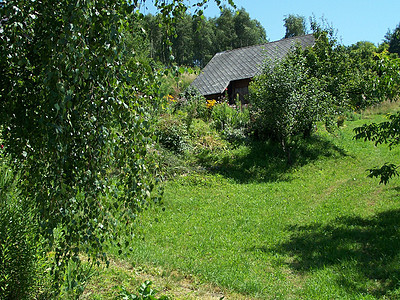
[190,34,315,96]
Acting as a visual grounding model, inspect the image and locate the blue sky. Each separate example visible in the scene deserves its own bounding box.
[140,0,400,46]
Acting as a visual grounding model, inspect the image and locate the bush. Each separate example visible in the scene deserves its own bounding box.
[211,99,250,142]
[0,154,41,299]
[221,126,249,144]
[0,205,37,299]
[155,114,190,153]
[211,102,232,131]
[250,51,331,141]
[189,119,229,154]
[180,87,209,125]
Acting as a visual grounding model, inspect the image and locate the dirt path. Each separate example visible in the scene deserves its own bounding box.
[82,257,256,299]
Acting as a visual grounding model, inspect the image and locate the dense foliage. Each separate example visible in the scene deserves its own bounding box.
[354,109,400,184]
[144,7,267,67]
[1,0,400,295]
[0,0,234,296]
[249,47,333,163]
[283,14,307,38]
[385,22,400,57]
[250,21,400,163]
[155,89,249,159]
[0,153,42,299]
[352,27,400,184]
[0,0,164,294]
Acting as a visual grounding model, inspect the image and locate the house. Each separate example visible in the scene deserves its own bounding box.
[189,34,315,103]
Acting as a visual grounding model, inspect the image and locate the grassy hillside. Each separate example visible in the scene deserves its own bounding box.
[87,110,400,299]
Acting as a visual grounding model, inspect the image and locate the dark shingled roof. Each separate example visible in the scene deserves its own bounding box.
[190,34,315,96]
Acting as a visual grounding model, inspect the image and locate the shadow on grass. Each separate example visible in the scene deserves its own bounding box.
[197,134,347,183]
[257,210,400,298]
[391,187,400,195]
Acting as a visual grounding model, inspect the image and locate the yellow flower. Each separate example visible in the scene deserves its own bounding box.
[206,99,216,109]
[165,94,176,102]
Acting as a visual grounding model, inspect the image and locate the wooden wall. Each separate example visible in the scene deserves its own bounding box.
[204,78,252,104]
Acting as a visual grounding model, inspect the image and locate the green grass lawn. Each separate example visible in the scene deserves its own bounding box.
[106,115,400,299]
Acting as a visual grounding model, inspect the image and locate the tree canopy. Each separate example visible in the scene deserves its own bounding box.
[144,7,267,67]
[385,23,400,57]
[0,0,234,296]
[353,50,400,184]
[283,14,307,38]
[354,110,400,184]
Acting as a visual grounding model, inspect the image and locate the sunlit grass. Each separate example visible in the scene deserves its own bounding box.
[102,112,400,299]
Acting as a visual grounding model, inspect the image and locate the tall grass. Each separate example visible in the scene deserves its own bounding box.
[0,154,44,299]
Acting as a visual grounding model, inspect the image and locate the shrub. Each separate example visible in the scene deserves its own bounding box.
[155,114,190,153]
[0,154,40,299]
[0,206,36,299]
[211,99,250,131]
[211,102,231,131]
[250,50,332,163]
[221,126,249,144]
[179,87,209,129]
[189,119,229,158]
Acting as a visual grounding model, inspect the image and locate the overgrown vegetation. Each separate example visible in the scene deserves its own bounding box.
[385,22,400,56]
[0,0,232,297]
[250,19,400,163]
[0,153,40,299]
[111,108,400,299]
[2,0,400,298]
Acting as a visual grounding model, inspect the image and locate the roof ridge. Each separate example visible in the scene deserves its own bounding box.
[216,34,314,55]
[269,33,314,44]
